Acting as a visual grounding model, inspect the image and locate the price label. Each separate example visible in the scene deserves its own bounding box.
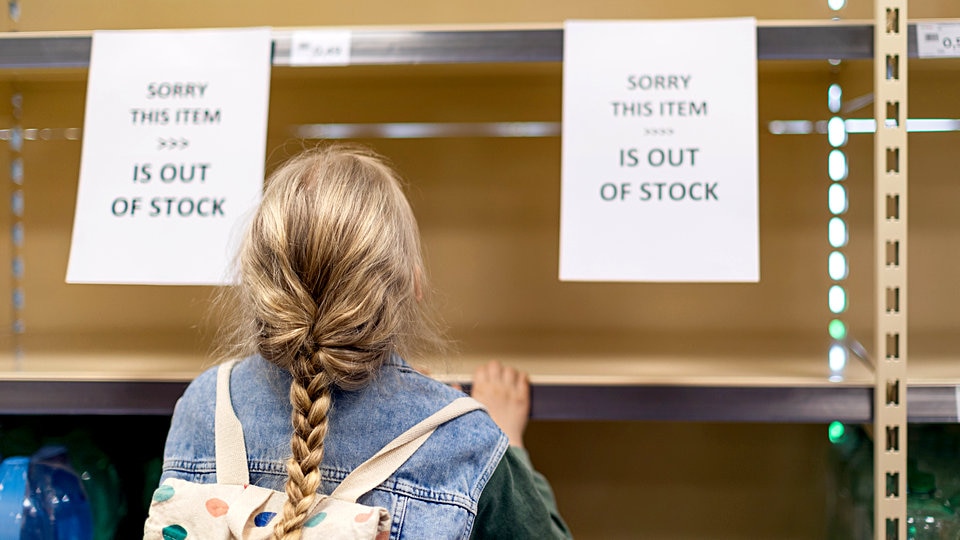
[955,385,960,423]
[917,23,960,58]
[289,30,352,66]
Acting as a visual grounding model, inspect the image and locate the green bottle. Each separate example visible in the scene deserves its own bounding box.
[907,470,960,540]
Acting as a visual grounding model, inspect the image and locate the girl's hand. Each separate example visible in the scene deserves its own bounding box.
[470,361,530,449]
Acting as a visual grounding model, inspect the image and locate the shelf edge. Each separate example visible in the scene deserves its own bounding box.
[0,22,946,70]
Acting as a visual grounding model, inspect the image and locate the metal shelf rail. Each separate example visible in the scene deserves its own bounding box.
[0,377,957,423]
[0,22,929,69]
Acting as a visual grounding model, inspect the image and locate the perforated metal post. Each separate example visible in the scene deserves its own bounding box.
[874,1,908,538]
[7,0,24,369]
[9,91,24,369]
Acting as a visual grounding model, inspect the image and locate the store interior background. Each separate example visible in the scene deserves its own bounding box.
[2,0,960,538]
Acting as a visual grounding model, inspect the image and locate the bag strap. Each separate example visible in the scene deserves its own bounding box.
[331,396,485,503]
[215,360,485,499]
[215,359,250,485]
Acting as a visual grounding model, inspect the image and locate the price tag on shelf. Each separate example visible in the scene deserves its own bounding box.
[289,30,352,66]
[955,385,960,423]
[917,23,960,58]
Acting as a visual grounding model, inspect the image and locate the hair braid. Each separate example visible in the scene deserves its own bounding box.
[274,357,333,540]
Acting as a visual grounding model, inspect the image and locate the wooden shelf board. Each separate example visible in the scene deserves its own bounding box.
[0,331,955,421]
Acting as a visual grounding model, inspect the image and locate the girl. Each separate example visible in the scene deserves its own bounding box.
[159,145,570,539]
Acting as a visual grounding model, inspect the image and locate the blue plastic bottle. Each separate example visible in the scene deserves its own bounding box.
[23,447,93,540]
[55,431,125,540]
[0,456,29,540]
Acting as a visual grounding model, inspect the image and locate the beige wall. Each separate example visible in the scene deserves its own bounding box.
[527,421,831,539]
[12,58,960,362]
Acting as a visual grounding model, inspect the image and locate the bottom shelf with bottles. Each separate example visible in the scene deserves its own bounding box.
[0,415,169,539]
[829,424,960,540]
[3,412,959,539]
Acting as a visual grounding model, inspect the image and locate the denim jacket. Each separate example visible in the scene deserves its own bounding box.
[161,354,509,539]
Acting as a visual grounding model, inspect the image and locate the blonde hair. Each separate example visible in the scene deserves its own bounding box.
[223,144,441,539]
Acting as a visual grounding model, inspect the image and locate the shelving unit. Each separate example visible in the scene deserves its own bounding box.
[3,21,960,428]
[2,2,960,536]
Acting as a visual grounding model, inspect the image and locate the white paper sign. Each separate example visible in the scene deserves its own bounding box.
[290,30,352,65]
[67,28,273,285]
[560,18,759,282]
[917,23,960,58]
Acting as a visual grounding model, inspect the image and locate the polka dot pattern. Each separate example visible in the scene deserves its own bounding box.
[144,478,395,539]
[161,524,187,540]
[254,511,276,527]
[152,485,176,503]
[354,509,375,523]
[205,498,229,517]
[305,512,327,527]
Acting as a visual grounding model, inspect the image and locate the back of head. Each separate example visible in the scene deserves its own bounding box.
[229,144,437,538]
[238,144,430,385]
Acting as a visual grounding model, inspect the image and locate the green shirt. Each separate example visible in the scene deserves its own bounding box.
[471,446,573,539]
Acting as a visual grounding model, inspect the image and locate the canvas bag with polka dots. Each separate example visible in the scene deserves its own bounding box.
[144,360,484,539]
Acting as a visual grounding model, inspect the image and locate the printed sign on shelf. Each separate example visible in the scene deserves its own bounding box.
[67,27,273,285]
[560,18,759,282]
